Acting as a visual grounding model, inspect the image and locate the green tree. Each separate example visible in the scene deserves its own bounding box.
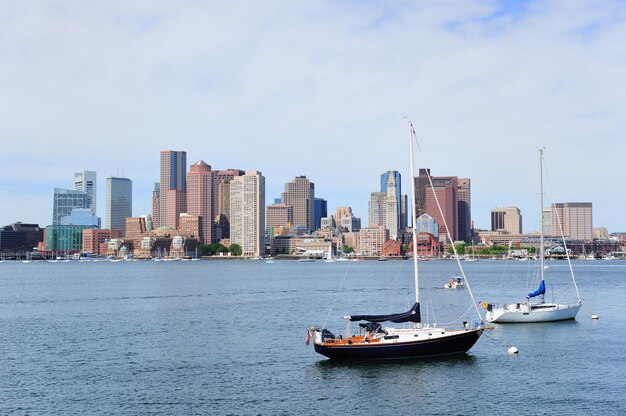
[342,246,354,254]
[197,244,212,256]
[229,243,242,256]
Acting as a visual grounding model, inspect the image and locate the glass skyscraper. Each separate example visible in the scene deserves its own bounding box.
[106,177,132,232]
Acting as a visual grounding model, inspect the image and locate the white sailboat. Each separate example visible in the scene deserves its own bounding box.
[307,121,484,360]
[486,148,582,323]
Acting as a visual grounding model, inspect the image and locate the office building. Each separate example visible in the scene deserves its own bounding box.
[335,207,353,224]
[186,160,213,243]
[359,226,388,256]
[0,223,43,253]
[457,178,471,242]
[214,169,245,240]
[61,208,101,227]
[230,171,265,257]
[314,198,327,231]
[179,214,203,241]
[491,207,522,234]
[159,150,187,229]
[52,187,90,225]
[551,202,593,241]
[424,176,458,243]
[82,229,122,255]
[416,213,439,237]
[340,215,361,232]
[368,192,386,227]
[106,176,132,232]
[152,183,160,228]
[281,176,314,231]
[45,224,96,251]
[74,170,97,214]
[266,203,293,235]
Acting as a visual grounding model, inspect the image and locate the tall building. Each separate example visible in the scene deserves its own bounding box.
[416,214,439,237]
[214,169,245,240]
[335,207,353,224]
[159,150,187,229]
[542,207,552,236]
[551,202,593,241]
[457,178,471,242]
[52,187,90,225]
[0,223,43,253]
[413,168,431,220]
[340,216,361,232]
[314,198,327,231]
[61,208,100,227]
[266,203,293,234]
[281,176,314,231]
[179,214,203,241]
[400,195,408,230]
[230,171,265,257]
[74,171,97,214]
[491,207,522,234]
[368,192,386,227]
[186,160,213,244]
[381,170,401,231]
[424,176,458,243]
[106,176,132,232]
[384,172,399,239]
[152,183,160,228]
[82,229,122,255]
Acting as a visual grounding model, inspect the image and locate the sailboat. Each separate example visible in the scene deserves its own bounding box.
[307,121,484,360]
[485,148,582,323]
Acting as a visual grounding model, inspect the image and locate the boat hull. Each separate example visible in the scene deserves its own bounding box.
[313,329,483,360]
[486,303,581,323]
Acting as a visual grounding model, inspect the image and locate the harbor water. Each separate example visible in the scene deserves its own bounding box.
[0,259,624,415]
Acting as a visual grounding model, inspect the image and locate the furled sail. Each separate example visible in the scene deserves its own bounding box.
[348,302,421,323]
[527,280,546,299]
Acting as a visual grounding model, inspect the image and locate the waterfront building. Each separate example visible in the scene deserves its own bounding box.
[125,216,149,250]
[0,223,43,254]
[266,203,293,236]
[416,214,439,238]
[281,176,315,232]
[270,235,332,257]
[413,168,431,220]
[551,202,593,241]
[230,171,265,257]
[52,187,90,225]
[491,207,522,235]
[186,160,213,244]
[82,229,122,256]
[45,224,96,251]
[74,170,97,215]
[179,214,203,241]
[214,169,245,240]
[314,198,327,231]
[159,150,187,229]
[61,208,101,227]
[358,225,388,256]
[106,176,132,232]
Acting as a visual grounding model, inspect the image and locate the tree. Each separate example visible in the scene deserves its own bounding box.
[229,243,242,256]
[197,244,212,256]
[342,246,354,254]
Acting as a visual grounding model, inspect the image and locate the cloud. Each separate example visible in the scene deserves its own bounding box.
[1,0,625,231]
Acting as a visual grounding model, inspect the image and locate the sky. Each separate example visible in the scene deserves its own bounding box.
[1,0,625,232]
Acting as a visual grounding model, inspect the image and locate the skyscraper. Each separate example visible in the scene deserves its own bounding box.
[281,176,314,231]
[159,150,187,229]
[424,176,458,243]
[186,160,213,244]
[368,192,386,227]
[314,198,327,231]
[230,171,265,257]
[381,170,402,230]
[214,169,245,240]
[74,171,97,214]
[457,178,471,242]
[52,187,90,225]
[384,173,399,239]
[106,176,132,232]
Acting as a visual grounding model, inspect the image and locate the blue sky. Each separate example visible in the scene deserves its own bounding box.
[1,0,625,232]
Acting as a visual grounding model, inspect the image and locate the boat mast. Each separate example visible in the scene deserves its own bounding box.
[539,147,544,300]
[408,121,419,304]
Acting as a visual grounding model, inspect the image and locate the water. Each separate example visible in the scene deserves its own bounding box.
[0,259,624,415]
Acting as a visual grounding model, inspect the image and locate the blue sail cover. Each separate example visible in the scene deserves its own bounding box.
[348,302,421,323]
[527,280,546,298]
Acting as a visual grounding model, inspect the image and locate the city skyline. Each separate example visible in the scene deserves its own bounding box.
[1,2,625,231]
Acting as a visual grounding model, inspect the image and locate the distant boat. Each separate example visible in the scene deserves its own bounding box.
[486,148,582,323]
[444,276,464,289]
[307,120,484,360]
[298,257,315,263]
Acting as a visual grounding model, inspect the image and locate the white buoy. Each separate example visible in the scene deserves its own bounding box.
[591,314,599,320]
[507,346,519,355]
